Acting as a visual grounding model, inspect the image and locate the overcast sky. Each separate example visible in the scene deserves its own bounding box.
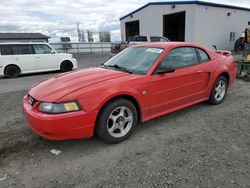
[0,0,249,42]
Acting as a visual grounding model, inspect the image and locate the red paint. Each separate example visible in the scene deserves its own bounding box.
[23,42,237,140]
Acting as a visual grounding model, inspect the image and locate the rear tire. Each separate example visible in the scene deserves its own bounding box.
[60,61,73,72]
[208,76,228,105]
[243,74,250,82]
[95,98,138,144]
[4,65,21,78]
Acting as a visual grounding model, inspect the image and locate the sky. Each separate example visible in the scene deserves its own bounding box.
[0,0,249,42]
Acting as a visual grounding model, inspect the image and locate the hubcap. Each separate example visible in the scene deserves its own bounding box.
[215,80,226,101]
[107,106,133,138]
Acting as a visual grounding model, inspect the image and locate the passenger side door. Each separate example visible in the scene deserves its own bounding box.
[149,47,207,116]
[12,45,36,72]
[33,44,59,70]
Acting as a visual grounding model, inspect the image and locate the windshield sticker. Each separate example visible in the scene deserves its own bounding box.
[146,48,163,54]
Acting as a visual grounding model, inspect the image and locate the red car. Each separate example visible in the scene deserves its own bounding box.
[23,42,237,144]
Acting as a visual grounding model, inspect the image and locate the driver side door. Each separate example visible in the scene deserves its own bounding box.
[149,47,207,117]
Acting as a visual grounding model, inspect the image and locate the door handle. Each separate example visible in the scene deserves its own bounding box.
[36,57,41,59]
[15,58,19,60]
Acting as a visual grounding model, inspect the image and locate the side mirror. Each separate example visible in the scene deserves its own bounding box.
[157,65,175,74]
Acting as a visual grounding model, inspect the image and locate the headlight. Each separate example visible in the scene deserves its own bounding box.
[38,101,80,114]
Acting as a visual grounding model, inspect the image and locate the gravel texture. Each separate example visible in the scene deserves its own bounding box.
[0,53,249,188]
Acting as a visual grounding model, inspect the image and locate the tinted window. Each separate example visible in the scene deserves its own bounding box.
[150,37,168,42]
[0,45,12,55]
[161,47,199,69]
[135,36,147,41]
[197,48,210,62]
[12,45,34,55]
[34,44,52,54]
[150,37,161,42]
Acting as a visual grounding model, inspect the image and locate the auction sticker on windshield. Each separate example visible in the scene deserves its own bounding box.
[146,48,163,54]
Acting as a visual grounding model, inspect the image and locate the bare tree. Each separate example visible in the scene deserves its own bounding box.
[99,32,111,42]
[81,30,85,42]
[77,22,81,43]
[87,30,94,42]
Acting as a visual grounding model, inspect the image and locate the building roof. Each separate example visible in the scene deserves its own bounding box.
[0,33,50,40]
[120,0,250,20]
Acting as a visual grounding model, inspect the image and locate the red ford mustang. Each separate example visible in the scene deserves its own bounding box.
[23,42,237,144]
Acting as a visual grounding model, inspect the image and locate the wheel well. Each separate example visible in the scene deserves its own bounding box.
[4,64,21,74]
[95,95,141,130]
[61,60,73,67]
[219,72,230,83]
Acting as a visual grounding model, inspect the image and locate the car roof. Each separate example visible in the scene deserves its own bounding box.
[135,42,201,49]
[0,42,48,45]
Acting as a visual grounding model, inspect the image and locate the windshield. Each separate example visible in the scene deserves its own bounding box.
[103,47,163,74]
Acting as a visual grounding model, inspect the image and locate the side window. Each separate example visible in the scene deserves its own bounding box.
[160,37,168,42]
[33,45,53,54]
[197,48,210,62]
[136,36,147,42]
[160,47,199,69]
[0,45,12,55]
[150,37,161,42]
[12,45,34,55]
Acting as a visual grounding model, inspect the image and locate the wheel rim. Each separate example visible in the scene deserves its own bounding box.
[8,67,19,76]
[107,106,133,138]
[63,63,72,71]
[215,80,226,101]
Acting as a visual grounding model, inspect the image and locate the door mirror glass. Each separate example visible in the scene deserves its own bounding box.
[157,65,175,74]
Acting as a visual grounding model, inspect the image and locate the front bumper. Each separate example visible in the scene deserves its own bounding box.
[0,65,4,76]
[22,95,96,140]
[72,58,78,69]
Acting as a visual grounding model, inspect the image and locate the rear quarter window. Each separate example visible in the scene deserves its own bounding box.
[197,48,210,62]
[0,45,12,55]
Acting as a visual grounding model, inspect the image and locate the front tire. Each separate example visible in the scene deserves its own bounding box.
[4,65,21,78]
[60,61,73,72]
[95,98,138,144]
[208,76,228,105]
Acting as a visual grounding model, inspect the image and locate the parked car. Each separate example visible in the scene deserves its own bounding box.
[23,42,237,144]
[127,35,169,45]
[0,43,77,78]
[110,35,169,57]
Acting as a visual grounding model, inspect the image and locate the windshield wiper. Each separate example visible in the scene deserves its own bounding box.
[101,64,133,74]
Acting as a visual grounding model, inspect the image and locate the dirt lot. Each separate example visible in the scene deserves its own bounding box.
[0,53,250,188]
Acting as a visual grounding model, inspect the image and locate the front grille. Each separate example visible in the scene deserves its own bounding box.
[28,95,37,106]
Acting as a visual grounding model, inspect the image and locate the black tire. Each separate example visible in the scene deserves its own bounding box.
[243,74,250,82]
[208,76,228,105]
[95,98,138,144]
[4,65,21,78]
[60,61,73,72]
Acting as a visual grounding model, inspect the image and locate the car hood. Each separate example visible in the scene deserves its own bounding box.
[29,68,128,102]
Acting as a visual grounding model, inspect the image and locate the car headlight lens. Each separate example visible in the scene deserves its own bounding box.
[38,101,80,114]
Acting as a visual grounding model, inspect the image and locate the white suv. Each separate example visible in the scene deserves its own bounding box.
[0,43,77,78]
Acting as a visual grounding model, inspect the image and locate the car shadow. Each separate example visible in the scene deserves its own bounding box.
[0,70,61,80]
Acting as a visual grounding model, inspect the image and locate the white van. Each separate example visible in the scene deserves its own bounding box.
[0,43,77,78]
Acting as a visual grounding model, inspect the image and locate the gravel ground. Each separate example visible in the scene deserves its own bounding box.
[0,53,250,188]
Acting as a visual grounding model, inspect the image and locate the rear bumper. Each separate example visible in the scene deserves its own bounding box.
[22,95,96,140]
[229,67,237,87]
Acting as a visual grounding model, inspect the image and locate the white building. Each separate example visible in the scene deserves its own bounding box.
[120,1,250,50]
